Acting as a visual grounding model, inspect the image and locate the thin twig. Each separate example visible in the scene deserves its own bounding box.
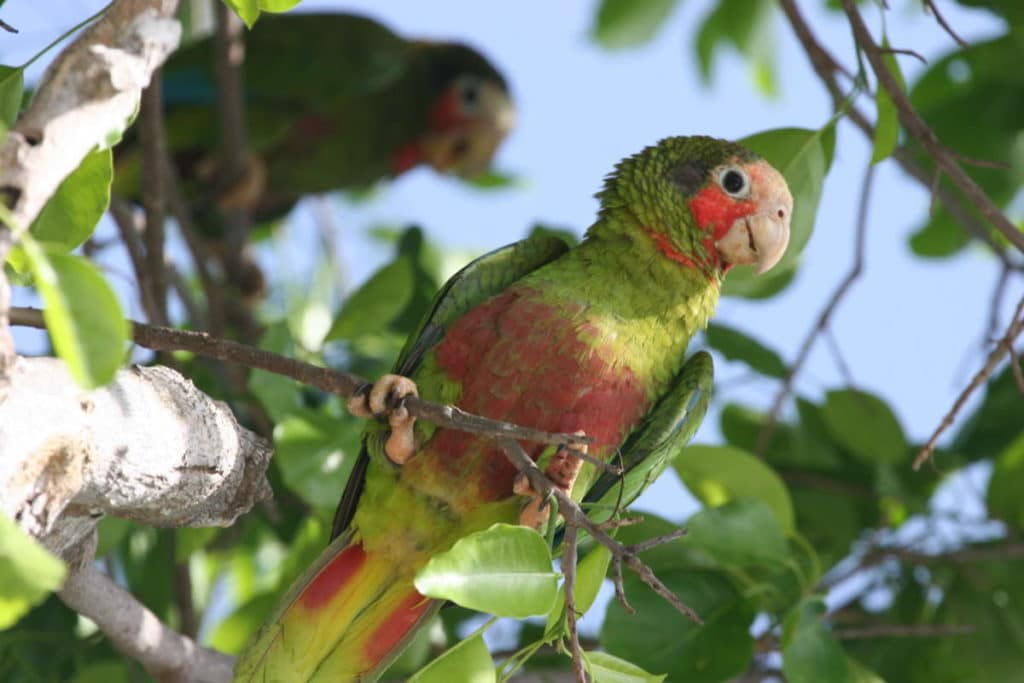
[500,438,702,624]
[878,46,927,65]
[757,163,874,454]
[0,18,17,33]
[778,0,1014,265]
[923,0,969,49]
[561,525,588,683]
[109,197,163,326]
[835,623,975,640]
[9,306,592,451]
[915,294,1024,469]
[841,0,1024,254]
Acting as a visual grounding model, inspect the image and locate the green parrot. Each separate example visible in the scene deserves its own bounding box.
[234,135,792,681]
[113,12,515,222]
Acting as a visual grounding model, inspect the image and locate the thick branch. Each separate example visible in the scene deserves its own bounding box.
[0,355,271,561]
[840,0,1024,254]
[59,565,235,683]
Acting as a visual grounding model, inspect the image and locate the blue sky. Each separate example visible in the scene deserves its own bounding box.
[4,1,1016,494]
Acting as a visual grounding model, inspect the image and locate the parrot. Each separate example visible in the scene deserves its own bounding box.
[233,135,793,681]
[113,12,515,223]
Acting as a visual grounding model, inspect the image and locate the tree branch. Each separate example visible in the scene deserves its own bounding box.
[9,306,591,451]
[59,565,235,683]
[839,0,1024,254]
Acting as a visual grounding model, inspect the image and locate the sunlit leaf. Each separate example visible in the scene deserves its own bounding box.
[415,524,558,618]
[0,64,24,131]
[584,650,666,683]
[705,322,787,378]
[408,634,495,683]
[273,410,360,510]
[592,0,679,50]
[29,148,112,252]
[546,544,612,636]
[685,499,789,567]
[22,239,127,388]
[986,432,1024,530]
[696,0,778,96]
[674,444,795,533]
[224,0,302,28]
[327,256,414,341]
[871,44,905,164]
[0,512,66,629]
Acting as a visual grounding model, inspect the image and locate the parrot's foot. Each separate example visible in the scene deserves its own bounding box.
[514,431,587,529]
[347,374,419,465]
[196,154,268,211]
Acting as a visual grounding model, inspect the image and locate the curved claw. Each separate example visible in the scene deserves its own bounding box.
[346,374,419,465]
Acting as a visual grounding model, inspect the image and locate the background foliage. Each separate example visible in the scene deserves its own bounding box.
[2,0,1023,682]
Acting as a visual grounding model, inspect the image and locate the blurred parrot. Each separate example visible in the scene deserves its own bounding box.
[234,135,793,681]
[113,12,515,223]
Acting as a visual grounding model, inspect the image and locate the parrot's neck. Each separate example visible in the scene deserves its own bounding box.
[523,211,721,393]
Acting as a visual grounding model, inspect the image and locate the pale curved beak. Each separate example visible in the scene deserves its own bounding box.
[716,163,793,274]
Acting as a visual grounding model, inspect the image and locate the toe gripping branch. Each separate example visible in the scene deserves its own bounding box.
[346,374,420,465]
[515,431,588,530]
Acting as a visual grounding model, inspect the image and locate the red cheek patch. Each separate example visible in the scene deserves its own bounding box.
[688,183,757,241]
[430,87,464,132]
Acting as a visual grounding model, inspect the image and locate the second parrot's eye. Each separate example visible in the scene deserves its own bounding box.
[718,166,749,198]
[458,78,482,113]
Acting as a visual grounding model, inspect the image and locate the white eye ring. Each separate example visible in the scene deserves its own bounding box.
[717,166,750,198]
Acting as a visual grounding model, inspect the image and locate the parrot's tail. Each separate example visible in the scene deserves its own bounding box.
[233,534,439,682]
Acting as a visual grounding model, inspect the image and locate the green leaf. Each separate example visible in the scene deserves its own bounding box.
[414,524,558,618]
[584,650,666,683]
[68,661,132,683]
[909,212,971,258]
[821,389,907,464]
[0,64,24,130]
[273,410,359,510]
[224,0,302,27]
[601,568,754,682]
[724,125,836,298]
[546,544,612,636]
[466,169,521,190]
[22,240,127,388]
[685,499,789,568]
[327,256,414,341]
[674,444,795,533]
[871,45,905,164]
[29,148,112,252]
[209,594,278,655]
[408,634,495,683]
[986,432,1024,530]
[0,512,66,629]
[782,597,849,683]
[592,0,679,50]
[696,0,778,96]
[705,322,787,378]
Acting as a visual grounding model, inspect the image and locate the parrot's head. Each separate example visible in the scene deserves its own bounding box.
[596,136,792,278]
[412,43,516,179]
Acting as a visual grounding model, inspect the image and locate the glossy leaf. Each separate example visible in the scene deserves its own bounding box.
[327,256,414,341]
[725,125,836,298]
[674,444,795,533]
[414,524,558,618]
[224,0,302,27]
[986,432,1024,530]
[602,568,754,682]
[546,544,612,636]
[782,597,849,683]
[584,651,666,683]
[409,634,495,683]
[821,389,907,464]
[685,499,789,567]
[273,410,360,509]
[0,64,23,131]
[592,0,679,50]
[705,322,787,378]
[22,240,127,388]
[29,148,112,252]
[0,512,66,629]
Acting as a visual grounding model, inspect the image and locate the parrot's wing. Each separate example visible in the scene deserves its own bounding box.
[163,13,410,110]
[331,235,571,539]
[581,351,714,522]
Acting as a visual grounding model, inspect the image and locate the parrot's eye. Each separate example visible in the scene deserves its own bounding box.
[458,78,482,113]
[718,166,750,198]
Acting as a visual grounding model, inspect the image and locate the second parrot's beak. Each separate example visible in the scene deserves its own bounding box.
[422,82,516,178]
[716,161,793,274]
